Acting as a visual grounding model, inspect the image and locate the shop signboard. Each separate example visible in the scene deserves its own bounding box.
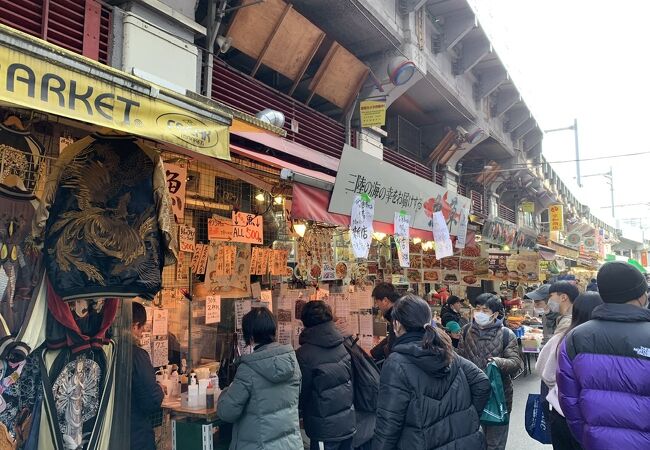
[329,146,471,236]
[0,41,230,159]
[359,100,386,128]
[549,205,564,231]
[488,252,509,279]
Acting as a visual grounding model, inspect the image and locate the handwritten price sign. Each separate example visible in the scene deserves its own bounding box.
[205,295,221,324]
[179,225,196,253]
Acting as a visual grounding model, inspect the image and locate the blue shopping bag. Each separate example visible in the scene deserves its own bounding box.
[525,393,552,444]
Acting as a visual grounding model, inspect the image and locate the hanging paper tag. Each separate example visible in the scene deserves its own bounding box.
[455,208,470,249]
[432,211,453,259]
[394,211,411,268]
[350,194,375,259]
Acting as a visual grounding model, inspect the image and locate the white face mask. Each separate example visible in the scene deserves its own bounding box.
[547,299,561,313]
[474,311,493,326]
[533,308,545,316]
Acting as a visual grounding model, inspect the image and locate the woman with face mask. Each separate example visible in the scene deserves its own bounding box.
[458,294,524,450]
[373,294,491,450]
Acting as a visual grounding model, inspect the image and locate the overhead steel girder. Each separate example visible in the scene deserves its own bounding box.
[454,37,492,75]
[475,66,508,100]
[444,14,477,51]
[512,118,537,140]
[504,108,530,133]
[524,129,543,151]
[491,89,521,118]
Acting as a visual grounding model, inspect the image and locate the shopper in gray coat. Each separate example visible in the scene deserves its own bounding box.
[217,307,303,450]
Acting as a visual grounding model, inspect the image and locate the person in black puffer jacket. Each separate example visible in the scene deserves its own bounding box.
[297,301,356,450]
[373,294,491,450]
[440,295,469,328]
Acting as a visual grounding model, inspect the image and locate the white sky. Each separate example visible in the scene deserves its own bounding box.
[471,0,650,239]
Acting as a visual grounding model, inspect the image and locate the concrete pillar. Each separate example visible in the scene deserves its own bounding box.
[358,127,385,160]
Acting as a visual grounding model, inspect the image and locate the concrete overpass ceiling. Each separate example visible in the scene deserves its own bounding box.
[290,0,401,59]
[425,0,471,17]
[393,77,468,123]
[461,136,514,162]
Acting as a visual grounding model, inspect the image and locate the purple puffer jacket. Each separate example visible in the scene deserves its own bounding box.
[557,303,650,450]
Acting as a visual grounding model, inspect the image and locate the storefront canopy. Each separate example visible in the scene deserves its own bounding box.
[0,24,232,159]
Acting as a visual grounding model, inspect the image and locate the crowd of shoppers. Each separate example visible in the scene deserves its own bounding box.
[210,260,649,450]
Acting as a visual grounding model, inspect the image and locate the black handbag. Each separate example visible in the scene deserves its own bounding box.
[218,332,241,389]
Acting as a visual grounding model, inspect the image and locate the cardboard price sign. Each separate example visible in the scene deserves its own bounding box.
[179,225,196,253]
[205,295,221,324]
[232,212,263,245]
[208,216,233,241]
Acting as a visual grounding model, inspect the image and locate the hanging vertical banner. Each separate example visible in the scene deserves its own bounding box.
[165,161,188,224]
[455,208,470,249]
[549,205,564,231]
[394,212,410,268]
[350,195,375,258]
[191,244,209,275]
[205,295,221,324]
[432,211,453,259]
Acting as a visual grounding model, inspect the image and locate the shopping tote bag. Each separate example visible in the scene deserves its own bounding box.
[525,393,552,444]
[480,362,509,425]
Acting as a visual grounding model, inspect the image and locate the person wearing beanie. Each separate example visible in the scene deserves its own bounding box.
[557,261,650,450]
[547,281,580,337]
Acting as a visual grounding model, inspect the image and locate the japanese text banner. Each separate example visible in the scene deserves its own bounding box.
[329,145,471,235]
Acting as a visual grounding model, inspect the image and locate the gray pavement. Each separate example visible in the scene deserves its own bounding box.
[506,368,550,450]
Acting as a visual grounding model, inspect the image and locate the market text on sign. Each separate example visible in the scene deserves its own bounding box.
[345,174,424,210]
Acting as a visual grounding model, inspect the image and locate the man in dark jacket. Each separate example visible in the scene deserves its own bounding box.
[131,302,164,450]
[557,261,650,450]
[297,301,355,450]
[458,293,523,450]
[440,295,468,327]
[369,283,400,363]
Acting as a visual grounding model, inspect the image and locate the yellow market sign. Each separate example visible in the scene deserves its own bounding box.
[0,45,230,159]
[521,201,535,213]
[360,100,386,128]
[549,204,564,232]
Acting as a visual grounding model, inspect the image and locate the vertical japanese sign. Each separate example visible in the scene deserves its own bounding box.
[432,211,453,259]
[455,208,470,249]
[165,161,187,224]
[549,205,564,232]
[191,244,209,275]
[394,212,410,268]
[205,295,221,324]
[350,195,374,259]
[179,225,196,253]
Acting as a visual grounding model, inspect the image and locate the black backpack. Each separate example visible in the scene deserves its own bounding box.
[343,335,380,412]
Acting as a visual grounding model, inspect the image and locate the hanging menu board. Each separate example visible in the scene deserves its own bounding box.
[232,212,263,245]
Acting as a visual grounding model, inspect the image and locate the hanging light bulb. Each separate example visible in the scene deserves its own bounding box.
[502,245,510,252]
[255,193,265,202]
[293,222,307,238]
[372,232,386,241]
[274,195,284,205]
[413,237,422,244]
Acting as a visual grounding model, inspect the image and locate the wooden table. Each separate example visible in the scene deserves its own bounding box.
[162,398,219,422]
